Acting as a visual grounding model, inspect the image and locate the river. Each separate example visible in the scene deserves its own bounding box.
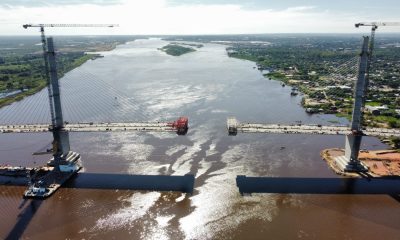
[0,38,399,239]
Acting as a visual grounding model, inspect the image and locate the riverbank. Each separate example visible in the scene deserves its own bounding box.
[0,36,140,109]
[2,37,400,240]
[229,55,400,149]
[322,148,400,177]
[0,54,99,109]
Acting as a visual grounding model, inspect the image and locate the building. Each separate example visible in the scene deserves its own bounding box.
[365,105,388,116]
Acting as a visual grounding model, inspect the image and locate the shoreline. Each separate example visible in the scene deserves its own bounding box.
[321,148,400,177]
[0,45,120,109]
[229,54,399,149]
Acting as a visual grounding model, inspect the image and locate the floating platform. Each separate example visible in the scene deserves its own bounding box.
[0,166,31,177]
[24,151,82,199]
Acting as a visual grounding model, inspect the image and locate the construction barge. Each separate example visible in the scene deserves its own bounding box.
[24,151,82,198]
[0,166,31,177]
[0,152,82,198]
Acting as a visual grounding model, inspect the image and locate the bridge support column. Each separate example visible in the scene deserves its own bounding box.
[335,134,368,172]
[47,37,74,170]
[334,36,370,172]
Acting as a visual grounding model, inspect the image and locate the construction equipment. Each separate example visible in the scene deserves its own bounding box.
[23,24,118,29]
[355,22,400,121]
[23,23,118,129]
[168,117,189,135]
[20,23,119,199]
[355,22,400,58]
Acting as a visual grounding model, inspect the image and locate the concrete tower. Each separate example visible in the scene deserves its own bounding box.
[47,37,71,167]
[335,36,370,172]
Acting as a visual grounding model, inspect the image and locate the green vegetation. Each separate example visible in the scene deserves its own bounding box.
[365,101,382,106]
[165,34,400,132]
[160,44,196,56]
[0,36,137,108]
[390,137,400,149]
[211,34,400,130]
[0,53,95,108]
[265,72,287,81]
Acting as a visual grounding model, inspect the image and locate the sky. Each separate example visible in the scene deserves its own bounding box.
[0,0,399,35]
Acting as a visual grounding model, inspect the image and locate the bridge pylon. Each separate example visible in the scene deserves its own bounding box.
[23,37,82,198]
[46,37,81,172]
[334,36,370,172]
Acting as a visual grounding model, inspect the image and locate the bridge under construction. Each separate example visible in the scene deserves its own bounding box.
[228,35,399,174]
[227,118,400,138]
[0,119,189,135]
[0,24,192,199]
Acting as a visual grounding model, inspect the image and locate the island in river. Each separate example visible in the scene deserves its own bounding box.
[160,44,196,56]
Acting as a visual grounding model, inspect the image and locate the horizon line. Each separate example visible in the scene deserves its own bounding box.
[1,32,400,37]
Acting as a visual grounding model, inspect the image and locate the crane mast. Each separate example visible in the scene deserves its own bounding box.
[23,23,118,166]
[16,23,193,199]
[23,24,118,128]
[355,21,400,124]
[20,23,120,198]
[354,22,400,53]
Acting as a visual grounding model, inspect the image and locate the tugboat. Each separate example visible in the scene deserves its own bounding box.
[24,152,82,199]
[24,180,48,198]
[290,87,298,96]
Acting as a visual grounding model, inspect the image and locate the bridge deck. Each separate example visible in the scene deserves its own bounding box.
[0,122,177,134]
[227,118,400,138]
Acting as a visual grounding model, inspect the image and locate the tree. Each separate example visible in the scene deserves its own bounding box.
[391,137,400,149]
[6,82,13,89]
[388,119,400,128]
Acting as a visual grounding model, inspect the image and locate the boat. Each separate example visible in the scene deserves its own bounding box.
[290,87,298,96]
[24,152,82,199]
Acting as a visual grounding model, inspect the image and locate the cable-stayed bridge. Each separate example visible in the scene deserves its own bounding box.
[226,119,400,138]
[0,66,189,134]
[0,36,191,198]
[228,36,400,173]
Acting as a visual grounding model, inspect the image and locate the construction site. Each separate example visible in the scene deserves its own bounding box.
[0,16,400,239]
[322,148,400,177]
[227,22,400,176]
[0,24,192,199]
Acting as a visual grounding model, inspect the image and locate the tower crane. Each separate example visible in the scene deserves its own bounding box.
[355,22,400,58]
[23,24,119,128]
[0,24,193,199]
[355,22,400,113]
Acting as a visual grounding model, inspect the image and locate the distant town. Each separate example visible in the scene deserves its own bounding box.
[1,34,399,148]
[166,34,400,130]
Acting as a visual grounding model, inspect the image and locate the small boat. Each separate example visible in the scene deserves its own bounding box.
[290,87,298,96]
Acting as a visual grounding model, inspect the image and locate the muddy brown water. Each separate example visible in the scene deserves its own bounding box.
[0,39,399,239]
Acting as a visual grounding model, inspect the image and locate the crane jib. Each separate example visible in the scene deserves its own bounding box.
[23,24,119,29]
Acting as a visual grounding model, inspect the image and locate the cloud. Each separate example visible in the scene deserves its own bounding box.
[0,0,397,35]
[285,6,316,12]
[0,0,123,7]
